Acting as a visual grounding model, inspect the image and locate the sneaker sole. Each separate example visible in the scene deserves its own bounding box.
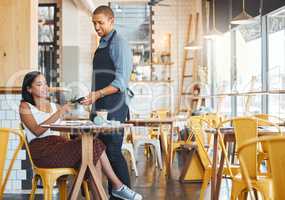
[112,193,143,200]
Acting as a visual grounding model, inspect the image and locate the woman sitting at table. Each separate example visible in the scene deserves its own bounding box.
[19,71,142,200]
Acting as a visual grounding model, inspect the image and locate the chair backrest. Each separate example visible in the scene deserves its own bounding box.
[203,113,222,128]
[187,116,211,168]
[0,128,24,196]
[232,117,258,179]
[266,137,285,200]
[188,115,203,138]
[237,136,285,200]
[18,126,36,169]
[123,126,133,143]
[151,109,170,119]
[254,114,284,126]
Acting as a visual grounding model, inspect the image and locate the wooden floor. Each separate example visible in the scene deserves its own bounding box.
[3,148,231,200]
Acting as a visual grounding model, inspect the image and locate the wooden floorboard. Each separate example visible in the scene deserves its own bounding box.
[3,148,226,200]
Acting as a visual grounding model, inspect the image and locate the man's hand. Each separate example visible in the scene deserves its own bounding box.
[80,92,99,105]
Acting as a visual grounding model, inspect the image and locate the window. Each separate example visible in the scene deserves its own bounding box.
[206,6,285,117]
[38,4,59,87]
[235,19,262,115]
[267,6,285,117]
[207,32,232,116]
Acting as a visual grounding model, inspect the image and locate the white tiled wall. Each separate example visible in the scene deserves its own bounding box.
[63,0,203,109]
[0,94,27,192]
[152,0,202,112]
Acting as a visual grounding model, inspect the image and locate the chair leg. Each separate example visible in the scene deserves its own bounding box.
[133,142,141,159]
[41,175,56,200]
[199,168,211,200]
[57,176,68,200]
[43,184,53,200]
[82,180,91,200]
[150,146,158,167]
[128,145,138,177]
[238,190,247,200]
[153,142,163,170]
[172,149,177,165]
[256,184,272,200]
[29,175,39,200]
[230,182,242,200]
[265,159,271,176]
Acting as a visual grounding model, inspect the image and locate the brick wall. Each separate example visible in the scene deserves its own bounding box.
[152,0,202,112]
[72,0,202,115]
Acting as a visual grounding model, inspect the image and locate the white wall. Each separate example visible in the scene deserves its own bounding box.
[152,0,202,112]
[60,0,202,109]
[0,94,26,192]
[62,0,80,46]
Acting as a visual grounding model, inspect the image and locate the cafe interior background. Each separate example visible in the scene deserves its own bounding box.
[0,0,285,199]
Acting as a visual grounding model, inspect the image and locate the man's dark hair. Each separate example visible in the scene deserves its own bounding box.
[93,5,114,18]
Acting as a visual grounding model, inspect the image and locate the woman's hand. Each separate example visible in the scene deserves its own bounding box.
[80,92,100,105]
[59,103,71,115]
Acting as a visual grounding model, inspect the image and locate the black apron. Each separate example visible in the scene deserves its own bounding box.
[90,30,129,122]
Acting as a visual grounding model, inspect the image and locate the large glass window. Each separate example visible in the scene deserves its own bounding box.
[235,19,262,115]
[207,32,231,116]
[38,4,59,87]
[206,6,285,117]
[267,6,285,117]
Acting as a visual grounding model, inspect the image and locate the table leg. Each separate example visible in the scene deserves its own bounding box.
[160,125,168,173]
[86,134,108,200]
[167,124,174,178]
[215,146,225,199]
[69,134,108,200]
[69,134,88,200]
[211,133,218,200]
[160,125,168,156]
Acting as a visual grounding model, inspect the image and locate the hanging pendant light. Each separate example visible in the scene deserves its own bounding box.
[184,13,202,50]
[231,0,255,24]
[204,0,222,39]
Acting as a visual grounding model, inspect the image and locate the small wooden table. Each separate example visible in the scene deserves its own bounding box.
[127,117,186,177]
[42,122,132,200]
[208,126,285,200]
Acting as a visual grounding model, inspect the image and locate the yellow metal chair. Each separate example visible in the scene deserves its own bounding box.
[179,115,234,200]
[238,135,285,200]
[176,113,222,157]
[171,116,203,165]
[146,109,170,166]
[179,116,234,200]
[254,114,284,125]
[18,128,90,200]
[227,117,281,200]
[149,109,170,139]
[0,128,24,199]
[181,118,212,200]
[253,114,284,175]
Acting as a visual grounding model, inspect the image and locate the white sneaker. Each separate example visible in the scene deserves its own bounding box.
[111,185,143,200]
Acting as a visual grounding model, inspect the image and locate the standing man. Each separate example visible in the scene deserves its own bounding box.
[81,5,136,200]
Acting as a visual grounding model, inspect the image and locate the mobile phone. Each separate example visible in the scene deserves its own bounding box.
[70,97,86,104]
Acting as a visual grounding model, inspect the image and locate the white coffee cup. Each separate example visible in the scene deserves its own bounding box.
[96,110,108,121]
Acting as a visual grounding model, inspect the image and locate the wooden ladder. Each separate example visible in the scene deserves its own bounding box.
[176,13,200,114]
